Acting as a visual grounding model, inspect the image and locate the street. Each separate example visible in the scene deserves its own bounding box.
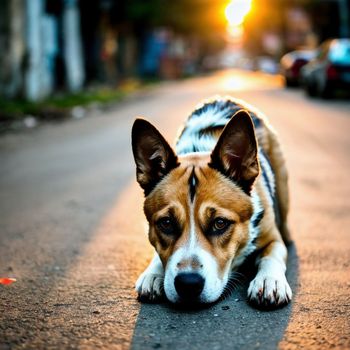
[0,69,349,349]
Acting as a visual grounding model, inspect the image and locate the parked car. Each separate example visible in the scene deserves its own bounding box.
[301,39,350,98]
[280,50,316,86]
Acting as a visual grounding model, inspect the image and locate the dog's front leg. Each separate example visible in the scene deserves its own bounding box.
[248,239,292,307]
[135,253,164,302]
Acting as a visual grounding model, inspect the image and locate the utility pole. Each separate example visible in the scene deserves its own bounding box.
[25,0,44,101]
[63,0,84,92]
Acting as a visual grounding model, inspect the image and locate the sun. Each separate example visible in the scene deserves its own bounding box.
[225,0,252,27]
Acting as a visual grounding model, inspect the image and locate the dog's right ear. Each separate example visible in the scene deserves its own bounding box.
[209,110,259,193]
[132,118,178,195]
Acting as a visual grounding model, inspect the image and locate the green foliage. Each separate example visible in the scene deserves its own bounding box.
[0,85,134,120]
[125,0,226,34]
[126,0,165,26]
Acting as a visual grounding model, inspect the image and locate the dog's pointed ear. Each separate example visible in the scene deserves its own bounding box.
[209,110,259,193]
[132,118,178,195]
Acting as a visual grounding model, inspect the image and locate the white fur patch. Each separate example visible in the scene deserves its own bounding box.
[176,104,231,155]
[259,150,275,205]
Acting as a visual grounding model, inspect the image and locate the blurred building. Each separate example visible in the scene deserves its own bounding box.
[0,0,229,102]
[0,0,84,101]
[3,0,346,102]
[243,0,350,58]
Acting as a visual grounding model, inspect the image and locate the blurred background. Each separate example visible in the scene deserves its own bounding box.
[1,2,350,349]
[0,0,349,106]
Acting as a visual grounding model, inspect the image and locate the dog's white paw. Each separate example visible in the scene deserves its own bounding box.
[247,272,292,307]
[135,254,165,302]
[135,271,164,302]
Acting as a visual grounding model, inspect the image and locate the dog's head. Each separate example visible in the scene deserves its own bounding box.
[132,110,259,304]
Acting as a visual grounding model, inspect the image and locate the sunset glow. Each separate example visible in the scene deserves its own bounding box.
[225,0,252,27]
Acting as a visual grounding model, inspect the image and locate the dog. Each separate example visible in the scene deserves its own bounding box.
[131,97,292,307]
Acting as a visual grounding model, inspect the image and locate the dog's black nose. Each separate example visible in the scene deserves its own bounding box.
[174,273,204,300]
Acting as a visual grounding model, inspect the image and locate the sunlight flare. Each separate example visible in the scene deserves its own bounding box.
[225,0,252,26]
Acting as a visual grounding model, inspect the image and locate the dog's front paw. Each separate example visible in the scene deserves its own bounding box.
[247,273,292,308]
[135,271,164,303]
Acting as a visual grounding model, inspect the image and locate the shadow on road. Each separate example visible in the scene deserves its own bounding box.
[131,243,299,350]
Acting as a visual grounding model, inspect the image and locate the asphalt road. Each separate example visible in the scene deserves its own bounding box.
[0,69,349,350]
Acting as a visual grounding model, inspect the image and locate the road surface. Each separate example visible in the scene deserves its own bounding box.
[0,70,349,350]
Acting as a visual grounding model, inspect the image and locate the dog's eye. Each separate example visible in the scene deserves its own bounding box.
[210,217,233,235]
[156,217,176,235]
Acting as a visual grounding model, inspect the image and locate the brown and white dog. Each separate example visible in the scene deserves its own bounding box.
[131,97,292,307]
